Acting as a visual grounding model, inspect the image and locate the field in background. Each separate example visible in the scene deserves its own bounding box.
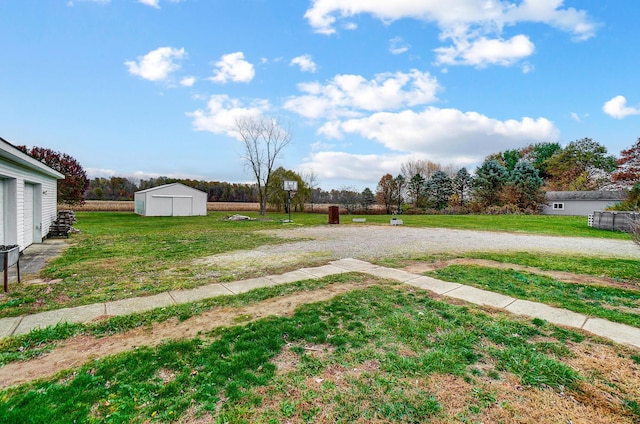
[61,201,383,214]
[63,200,263,212]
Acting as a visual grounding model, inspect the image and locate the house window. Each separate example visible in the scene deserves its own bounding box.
[553,203,564,210]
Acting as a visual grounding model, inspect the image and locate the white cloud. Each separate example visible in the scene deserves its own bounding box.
[72,0,184,6]
[124,47,186,81]
[67,0,110,5]
[86,168,203,181]
[435,34,535,68]
[290,55,318,73]
[570,112,589,122]
[299,151,476,189]
[137,0,159,8]
[187,94,269,137]
[284,69,440,119]
[602,95,640,119]
[389,36,410,55]
[180,76,196,87]
[318,107,559,161]
[209,52,255,84]
[521,61,535,74]
[300,151,405,183]
[304,0,596,67]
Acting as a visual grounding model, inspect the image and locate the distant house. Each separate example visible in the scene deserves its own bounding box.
[0,137,65,251]
[542,191,627,216]
[134,183,207,217]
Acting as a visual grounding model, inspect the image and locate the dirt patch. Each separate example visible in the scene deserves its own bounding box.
[403,258,640,291]
[0,279,377,390]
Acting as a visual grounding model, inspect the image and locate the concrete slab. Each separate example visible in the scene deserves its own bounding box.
[506,300,587,328]
[366,267,420,282]
[331,258,379,272]
[582,318,640,349]
[6,239,68,283]
[170,284,234,304]
[222,277,274,294]
[106,293,175,316]
[267,270,319,284]
[446,286,516,309]
[404,276,462,295]
[14,303,107,335]
[0,316,21,338]
[297,264,346,279]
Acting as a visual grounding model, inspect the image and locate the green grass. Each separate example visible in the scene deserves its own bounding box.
[461,251,640,284]
[349,213,631,239]
[428,265,640,327]
[0,284,592,423]
[0,212,327,318]
[0,211,634,319]
[0,273,365,366]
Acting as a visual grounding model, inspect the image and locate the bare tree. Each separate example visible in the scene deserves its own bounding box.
[234,116,291,215]
[302,168,319,212]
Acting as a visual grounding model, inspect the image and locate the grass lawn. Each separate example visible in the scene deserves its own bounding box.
[0,211,633,319]
[0,212,639,422]
[2,282,639,423]
[353,213,631,239]
[428,265,640,328]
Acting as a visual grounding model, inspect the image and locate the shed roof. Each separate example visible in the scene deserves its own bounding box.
[0,137,65,179]
[135,182,206,195]
[545,190,627,201]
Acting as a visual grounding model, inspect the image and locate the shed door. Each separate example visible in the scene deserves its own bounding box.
[23,183,35,247]
[173,197,193,216]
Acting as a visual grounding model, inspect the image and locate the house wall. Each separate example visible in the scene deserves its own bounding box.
[542,199,621,216]
[0,160,58,250]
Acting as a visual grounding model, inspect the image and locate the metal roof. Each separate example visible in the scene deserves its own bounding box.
[135,182,206,195]
[545,190,627,201]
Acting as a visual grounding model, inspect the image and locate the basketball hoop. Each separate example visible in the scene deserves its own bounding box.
[283,180,298,222]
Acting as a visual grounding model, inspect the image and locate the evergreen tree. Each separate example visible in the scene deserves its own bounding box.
[407,173,426,208]
[360,187,375,212]
[425,171,454,210]
[473,159,509,207]
[452,167,473,205]
[507,161,544,210]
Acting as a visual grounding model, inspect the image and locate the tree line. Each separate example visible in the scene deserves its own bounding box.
[84,177,258,203]
[18,136,640,213]
[358,137,640,214]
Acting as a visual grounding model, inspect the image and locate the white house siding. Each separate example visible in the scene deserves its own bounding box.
[542,191,627,216]
[0,140,62,251]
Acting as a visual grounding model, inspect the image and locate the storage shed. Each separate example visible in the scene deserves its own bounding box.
[0,137,65,251]
[542,191,627,216]
[134,183,207,216]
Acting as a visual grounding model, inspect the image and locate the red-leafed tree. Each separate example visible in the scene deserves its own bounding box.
[612,138,640,188]
[16,146,89,205]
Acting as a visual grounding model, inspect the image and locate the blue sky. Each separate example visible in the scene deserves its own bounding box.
[1,1,639,191]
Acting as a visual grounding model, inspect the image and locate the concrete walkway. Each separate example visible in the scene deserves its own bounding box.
[0,257,638,349]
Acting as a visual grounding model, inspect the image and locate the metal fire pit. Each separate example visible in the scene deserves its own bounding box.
[1,245,20,292]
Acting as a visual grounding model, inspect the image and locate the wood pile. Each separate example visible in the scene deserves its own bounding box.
[49,210,76,238]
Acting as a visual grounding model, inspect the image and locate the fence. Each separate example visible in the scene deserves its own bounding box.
[589,211,639,232]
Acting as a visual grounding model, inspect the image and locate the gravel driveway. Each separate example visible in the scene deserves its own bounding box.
[258,225,640,260]
[199,225,640,271]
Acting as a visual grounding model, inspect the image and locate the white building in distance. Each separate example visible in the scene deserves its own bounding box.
[134,183,207,217]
